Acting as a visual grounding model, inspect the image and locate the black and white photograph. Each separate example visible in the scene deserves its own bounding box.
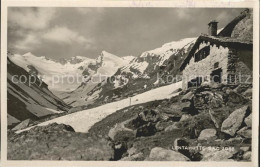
[1,2,259,165]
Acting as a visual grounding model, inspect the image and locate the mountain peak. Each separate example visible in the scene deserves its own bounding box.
[23,52,34,57]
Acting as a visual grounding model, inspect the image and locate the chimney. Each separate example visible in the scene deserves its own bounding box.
[208,20,218,36]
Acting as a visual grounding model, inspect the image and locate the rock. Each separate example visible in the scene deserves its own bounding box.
[180,102,194,113]
[244,113,252,127]
[108,123,135,142]
[226,137,244,144]
[126,110,160,130]
[173,138,190,157]
[179,114,192,122]
[240,147,250,152]
[242,88,252,98]
[242,151,251,161]
[234,85,250,94]
[147,147,190,161]
[120,152,144,161]
[181,92,194,102]
[198,129,217,141]
[237,127,252,138]
[127,147,137,156]
[12,119,32,131]
[8,123,114,160]
[209,93,223,108]
[114,143,123,150]
[138,110,160,123]
[164,123,179,132]
[155,121,172,131]
[226,90,247,104]
[202,150,234,161]
[159,113,171,121]
[221,105,250,136]
[136,122,157,137]
[120,146,144,161]
[209,109,220,128]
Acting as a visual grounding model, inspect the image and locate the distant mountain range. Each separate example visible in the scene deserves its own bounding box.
[8,38,196,108]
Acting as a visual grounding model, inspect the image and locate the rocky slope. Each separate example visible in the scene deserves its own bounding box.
[87,83,252,161]
[7,54,70,128]
[8,83,252,161]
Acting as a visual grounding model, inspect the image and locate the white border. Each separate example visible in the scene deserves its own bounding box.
[1,1,259,167]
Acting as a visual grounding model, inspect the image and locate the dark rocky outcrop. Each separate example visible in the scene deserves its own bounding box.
[8,123,114,160]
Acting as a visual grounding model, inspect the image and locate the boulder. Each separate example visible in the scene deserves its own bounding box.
[198,129,217,141]
[156,121,173,131]
[120,152,144,161]
[173,138,190,157]
[221,106,250,136]
[120,146,144,161]
[234,85,250,94]
[242,88,252,98]
[125,110,160,130]
[12,119,32,131]
[164,123,179,132]
[226,90,247,104]
[209,109,220,128]
[240,147,250,152]
[169,103,183,113]
[108,123,135,142]
[226,137,244,144]
[242,151,251,161]
[180,102,194,113]
[147,147,190,161]
[136,122,157,137]
[201,150,234,161]
[209,94,223,108]
[244,113,252,127]
[8,123,114,160]
[138,110,160,123]
[181,92,194,102]
[237,127,252,138]
[179,114,192,122]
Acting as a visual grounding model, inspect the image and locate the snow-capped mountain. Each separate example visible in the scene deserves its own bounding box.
[7,54,70,127]
[64,37,196,107]
[8,52,95,92]
[8,51,132,94]
[61,51,133,106]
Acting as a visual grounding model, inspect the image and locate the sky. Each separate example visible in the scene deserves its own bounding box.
[8,7,244,60]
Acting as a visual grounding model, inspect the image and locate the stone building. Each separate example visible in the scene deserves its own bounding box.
[180,9,253,90]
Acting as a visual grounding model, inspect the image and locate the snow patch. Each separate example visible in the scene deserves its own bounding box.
[17,81,182,133]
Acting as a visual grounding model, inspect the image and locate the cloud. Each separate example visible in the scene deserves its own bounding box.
[8,8,56,30]
[14,33,40,50]
[175,9,191,20]
[43,26,92,44]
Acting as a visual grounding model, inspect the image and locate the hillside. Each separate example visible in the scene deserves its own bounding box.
[7,54,71,128]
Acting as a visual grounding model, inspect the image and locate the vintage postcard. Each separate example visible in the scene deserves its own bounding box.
[1,0,259,167]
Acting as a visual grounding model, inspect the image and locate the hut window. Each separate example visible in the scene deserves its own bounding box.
[194,46,210,62]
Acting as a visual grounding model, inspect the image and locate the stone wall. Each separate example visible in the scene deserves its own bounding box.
[182,41,229,89]
[235,50,253,84]
[182,41,253,90]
